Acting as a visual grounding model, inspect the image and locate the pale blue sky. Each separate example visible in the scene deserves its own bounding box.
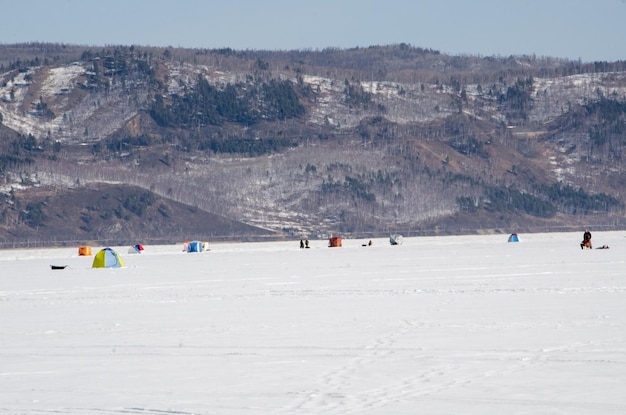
[1,0,625,62]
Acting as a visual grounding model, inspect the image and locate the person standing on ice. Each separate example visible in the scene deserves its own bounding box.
[580,229,592,249]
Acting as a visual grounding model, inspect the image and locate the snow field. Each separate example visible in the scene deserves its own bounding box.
[0,231,625,414]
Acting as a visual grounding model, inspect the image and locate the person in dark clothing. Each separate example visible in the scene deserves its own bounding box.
[300,240,305,249]
[581,229,592,249]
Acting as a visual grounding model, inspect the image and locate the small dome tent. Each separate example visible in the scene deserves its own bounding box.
[128,244,145,254]
[390,234,403,245]
[92,247,125,268]
[508,233,520,242]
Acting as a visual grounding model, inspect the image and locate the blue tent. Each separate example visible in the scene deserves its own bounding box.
[187,241,203,253]
[508,233,520,242]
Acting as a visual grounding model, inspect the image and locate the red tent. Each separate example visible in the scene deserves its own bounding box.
[328,236,342,247]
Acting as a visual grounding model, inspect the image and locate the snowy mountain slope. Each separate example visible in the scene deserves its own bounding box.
[1,45,626,242]
[0,64,144,142]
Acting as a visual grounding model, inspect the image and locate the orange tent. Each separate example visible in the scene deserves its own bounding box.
[78,246,92,256]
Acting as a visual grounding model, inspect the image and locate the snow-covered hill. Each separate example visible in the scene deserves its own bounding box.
[0,64,143,142]
[1,45,626,240]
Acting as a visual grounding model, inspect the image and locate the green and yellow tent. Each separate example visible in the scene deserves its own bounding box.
[92,247,125,268]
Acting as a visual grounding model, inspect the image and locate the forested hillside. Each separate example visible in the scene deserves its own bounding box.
[1,42,625,246]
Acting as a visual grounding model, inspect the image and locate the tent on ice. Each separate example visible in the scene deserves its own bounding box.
[186,241,204,253]
[328,236,342,247]
[508,233,520,242]
[78,246,92,256]
[92,247,125,268]
[128,244,145,254]
[390,234,403,245]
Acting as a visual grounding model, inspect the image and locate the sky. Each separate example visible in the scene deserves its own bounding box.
[1,0,625,62]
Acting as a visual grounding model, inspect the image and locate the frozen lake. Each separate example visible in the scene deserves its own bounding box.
[1,231,625,414]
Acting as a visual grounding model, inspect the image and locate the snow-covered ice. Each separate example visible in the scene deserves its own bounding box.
[1,231,625,415]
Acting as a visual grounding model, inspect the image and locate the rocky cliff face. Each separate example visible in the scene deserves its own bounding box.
[1,44,625,245]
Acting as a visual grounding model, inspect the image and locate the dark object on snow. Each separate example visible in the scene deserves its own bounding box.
[50,265,67,270]
[596,245,610,249]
